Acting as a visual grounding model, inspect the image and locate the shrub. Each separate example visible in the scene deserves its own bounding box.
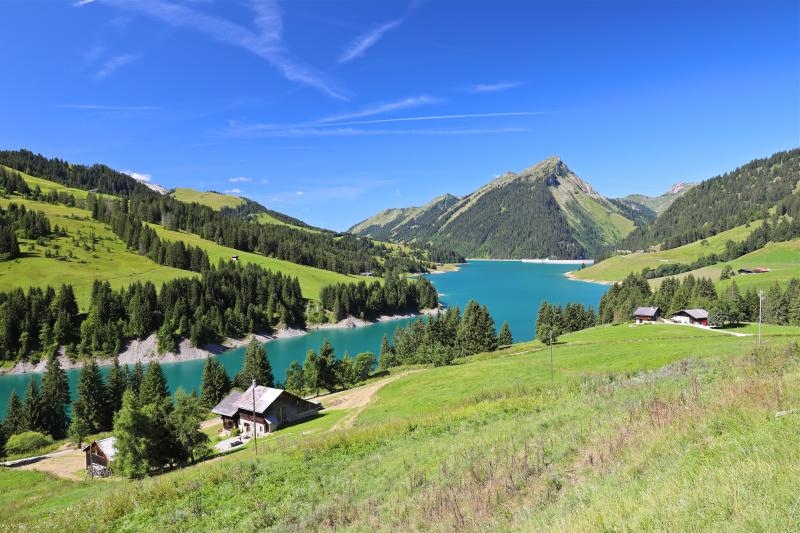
[6,431,54,455]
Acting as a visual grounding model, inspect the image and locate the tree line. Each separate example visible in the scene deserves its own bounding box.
[318,275,438,322]
[0,203,54,260]
[639,214,800,280]
[0,262,305,361]
[534,302,596,344]
[378,301,505,368]
[605,148,800,256]
[598,273,800,327]
[0,149,459,277]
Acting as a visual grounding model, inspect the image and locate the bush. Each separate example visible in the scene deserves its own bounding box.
[6,431,54,455]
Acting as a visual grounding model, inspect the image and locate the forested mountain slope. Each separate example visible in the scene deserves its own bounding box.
[613,148,800,252]
[0,150,447,275]
[349,157,637,259]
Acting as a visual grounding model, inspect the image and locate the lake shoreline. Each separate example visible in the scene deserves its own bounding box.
[0,309,441,376]
[563,269,615,286]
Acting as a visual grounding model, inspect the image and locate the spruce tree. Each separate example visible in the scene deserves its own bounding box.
[129,361,144,396]
[106,357,129,416]
[73,360,108,433]
[284,361,305,394]
[536,302,560,345]
[169,390,209,463]
[235,338,273,388]
[113,390,150,479]
[3,391,23,436]
[20,378,42,433]
[498,321,513,346]
[317,340,337,391]
[139,362,170,406]
[0,224,20,260]
[200,358,231,408]
[302,349,320,395]
[378,333,395,369]
[39,354,71,439]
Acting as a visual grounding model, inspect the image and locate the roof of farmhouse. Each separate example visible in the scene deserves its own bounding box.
[634,306,660,317]
[212,385,286,416]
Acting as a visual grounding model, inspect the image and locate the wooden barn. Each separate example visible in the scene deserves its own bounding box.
[671,309,709,326]
[634,306,661,324]
[83,437,117,468]
[212,385,321,438]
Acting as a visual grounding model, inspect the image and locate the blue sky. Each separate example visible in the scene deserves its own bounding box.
[1,0,798,230]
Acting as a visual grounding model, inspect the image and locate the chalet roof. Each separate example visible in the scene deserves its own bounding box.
[83,437,117,460]
[235,385,284,414]
[211,390,243,417]
[634,306,659,317]
[673,309,708,320]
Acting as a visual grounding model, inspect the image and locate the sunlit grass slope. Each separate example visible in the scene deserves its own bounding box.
[170,187,244,210]
[5,323,799,531]
[650,238,800,291]
[0,198,194,309]
[572,221,761,283]
[149,224,371,300]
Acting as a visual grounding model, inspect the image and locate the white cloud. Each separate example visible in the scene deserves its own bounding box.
[95,53,137,79]
[74,0,96,5]
[260,179,270,184]
[123,170,152,183]
[229,110,547,136]
[471,81,524,93]
[97,0,344,99]
[338,19,403,64]
[228,176,252,183]
[296,191,304,195]
[320,95,442,123]
[224,188,243,195]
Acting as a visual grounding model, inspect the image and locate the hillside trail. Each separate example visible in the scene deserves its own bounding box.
[325,370,419,431]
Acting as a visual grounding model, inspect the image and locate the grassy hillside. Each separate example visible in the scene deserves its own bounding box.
[2,164,115,201]
[650,238,800,291]
[170,188,245,210]
[251,212,321,234]
[0,198,194,309]
[573,221,761,283]
[149,224,370,300]
[4,323,798,530]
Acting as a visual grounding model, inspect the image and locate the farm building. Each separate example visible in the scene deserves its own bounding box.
[671,309,709,326]
[212,384,321,438]
[83,437,117,469]
[634,306,661,323]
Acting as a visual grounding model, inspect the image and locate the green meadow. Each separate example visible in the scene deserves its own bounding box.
[4,322,798,531]
[572,221,761,283]
[170,187,244,210]
[0,198,194,309]
[149,224,372,300]
[650,239,800,291]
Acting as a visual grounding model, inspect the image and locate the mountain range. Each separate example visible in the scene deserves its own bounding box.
[349,157,688,259]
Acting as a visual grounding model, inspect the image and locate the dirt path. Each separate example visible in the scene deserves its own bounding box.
[325,371,417,431]
[17,449,85,480]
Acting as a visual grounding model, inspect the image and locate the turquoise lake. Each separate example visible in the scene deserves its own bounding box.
[0,261,606,418]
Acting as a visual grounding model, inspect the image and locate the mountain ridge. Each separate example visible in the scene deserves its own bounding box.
[349,157,636,259]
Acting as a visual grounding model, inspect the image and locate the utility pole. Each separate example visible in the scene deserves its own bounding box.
[252,379,258,456]
[549,328,554,386]
[758,290,763,348]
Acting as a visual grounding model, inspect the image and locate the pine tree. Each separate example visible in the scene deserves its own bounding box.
[0,224,20,260]
[106,357,129,416]
[139,362,170,406]
[378,333,395,369]
[113,390,150,479]
[169,390,210,463]
[73,360,108,433]
[318,340,337,391]
[39,354,71,439]
[536,302,560,345]
[3,391,23,436]
[235,338,274,388]
[20,378,42,433]
[302,349,320,395]
[498,321,513,346]
[200,358,231,408]
[129,361,144,396]
[284,361,305,394]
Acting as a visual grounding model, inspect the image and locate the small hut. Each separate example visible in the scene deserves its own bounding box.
[83,437,117,477]
[671,309,709,326]
[633,306,661,324]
